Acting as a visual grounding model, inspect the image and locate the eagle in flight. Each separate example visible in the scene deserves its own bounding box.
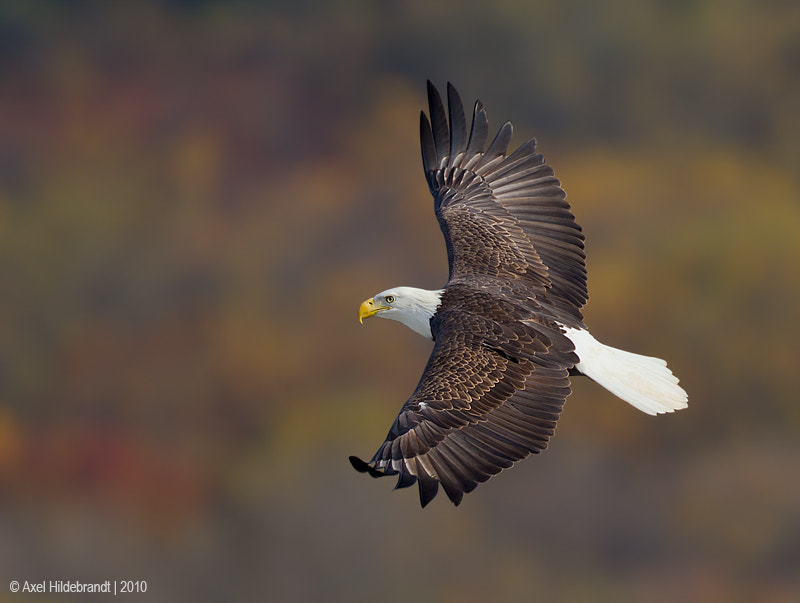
[351,82,687,507]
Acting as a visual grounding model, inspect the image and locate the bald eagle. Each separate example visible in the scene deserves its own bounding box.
[351,82,687,507]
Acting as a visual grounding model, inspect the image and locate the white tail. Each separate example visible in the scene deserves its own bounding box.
[563,326,688,416]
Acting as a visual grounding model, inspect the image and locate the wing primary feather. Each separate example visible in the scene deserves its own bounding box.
[394,468,417,490]
[435,440,481,490]
[414,457,440,507]
[349,455,386,479]
[446,432,505,477]
[446,82,467,163]
[427,80,449,165]
[460,427,521,464]
[427,450,464,505]
[487,146,545,182]
[477,121,513,170]
[465,100,489,159]
[501,138,539,163]
[420,112,437,177]
[349,455,370,473]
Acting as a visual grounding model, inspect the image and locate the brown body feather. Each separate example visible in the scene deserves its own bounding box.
[351,82,590,507]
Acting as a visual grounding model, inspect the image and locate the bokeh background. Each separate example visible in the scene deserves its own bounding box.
[1,1,799,601]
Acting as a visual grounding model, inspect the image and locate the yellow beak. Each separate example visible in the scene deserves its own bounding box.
[358,297,389,323]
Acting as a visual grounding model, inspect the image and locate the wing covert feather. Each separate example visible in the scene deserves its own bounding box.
[350,288,577,506]
[352,83,590,507]
[422,82,588,324]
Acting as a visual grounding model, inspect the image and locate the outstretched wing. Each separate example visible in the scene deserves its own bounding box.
[421,81,587,324]
[350,84,587,506]
[350,285,578,507]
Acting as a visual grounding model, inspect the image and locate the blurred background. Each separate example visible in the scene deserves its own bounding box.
[1,0,799,601]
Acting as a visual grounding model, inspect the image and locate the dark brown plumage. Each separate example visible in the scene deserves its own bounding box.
[350,82,590,507]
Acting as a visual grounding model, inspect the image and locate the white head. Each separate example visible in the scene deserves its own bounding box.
[358,286,443,339]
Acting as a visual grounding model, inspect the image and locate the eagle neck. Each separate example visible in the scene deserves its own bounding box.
[394,287,443,339]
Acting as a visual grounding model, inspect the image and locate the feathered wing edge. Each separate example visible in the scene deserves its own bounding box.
[421,82,512,181]
[350,305,577,508]
[348,367,570,508]
[421,81,588,323]
[349,83,590,507]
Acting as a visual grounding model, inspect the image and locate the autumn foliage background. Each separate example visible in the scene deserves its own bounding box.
[1,1,799,601]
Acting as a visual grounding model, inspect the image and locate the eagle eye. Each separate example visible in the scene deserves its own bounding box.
[385,295,395,304]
